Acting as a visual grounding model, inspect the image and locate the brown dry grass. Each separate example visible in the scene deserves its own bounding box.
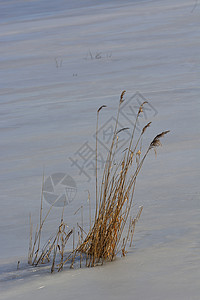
[28,91,169,272]
[73,91,169,267]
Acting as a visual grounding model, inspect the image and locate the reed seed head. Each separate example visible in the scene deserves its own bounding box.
[120,90,126,104]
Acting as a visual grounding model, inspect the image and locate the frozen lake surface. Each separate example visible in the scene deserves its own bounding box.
[0,0,200,299]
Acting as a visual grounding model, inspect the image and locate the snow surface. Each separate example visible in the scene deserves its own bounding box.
[0,0,200,299]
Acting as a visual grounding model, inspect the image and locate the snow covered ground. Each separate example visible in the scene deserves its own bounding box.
[0,0,200,299]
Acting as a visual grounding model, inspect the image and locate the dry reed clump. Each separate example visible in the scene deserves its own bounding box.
[73,91,169,267]
[28,197,73,272]
[28,91,169,272]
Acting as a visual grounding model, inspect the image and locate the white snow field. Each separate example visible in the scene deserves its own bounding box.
[0,0,200,299]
